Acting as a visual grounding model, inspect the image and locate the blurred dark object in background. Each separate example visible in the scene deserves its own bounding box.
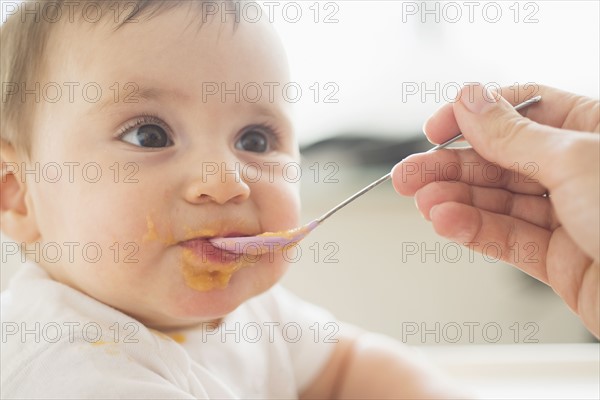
[301,135,432,169]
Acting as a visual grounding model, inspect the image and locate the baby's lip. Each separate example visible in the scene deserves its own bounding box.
[179,231,257,244]
[217,232,255,239]
[179,237,244,264]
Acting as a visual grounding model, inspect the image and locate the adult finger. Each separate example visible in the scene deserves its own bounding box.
[423,84,599,145]
[414,181,559,231]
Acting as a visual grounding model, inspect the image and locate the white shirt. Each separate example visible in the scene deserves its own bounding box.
[1,262,337,399]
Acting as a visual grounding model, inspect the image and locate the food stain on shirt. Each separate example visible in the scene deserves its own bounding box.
[149,329,186,344]
[90,340,119,355]
[166,332,186,343]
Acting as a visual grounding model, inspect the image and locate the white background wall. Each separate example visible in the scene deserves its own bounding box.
[268,0,600,145]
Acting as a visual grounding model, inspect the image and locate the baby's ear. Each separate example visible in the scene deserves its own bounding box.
[0,140,40,243]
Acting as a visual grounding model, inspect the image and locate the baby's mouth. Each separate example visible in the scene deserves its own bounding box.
[179,236,244,265]
[178,234,258,292]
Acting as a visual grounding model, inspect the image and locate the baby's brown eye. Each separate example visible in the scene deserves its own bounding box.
[235,128,269,153]
[121,124,173,148]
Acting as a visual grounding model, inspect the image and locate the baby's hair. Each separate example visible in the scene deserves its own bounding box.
[0,0,241,156]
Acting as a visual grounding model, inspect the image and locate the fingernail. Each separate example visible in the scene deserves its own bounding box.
[421,118,429,136]
[422,105,444,137]
[460,85,498,114]
[429,204,440,220]
[414,196,425,219]
[414,192,432,221]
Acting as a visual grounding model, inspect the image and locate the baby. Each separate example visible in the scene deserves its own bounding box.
[0,1,463,398]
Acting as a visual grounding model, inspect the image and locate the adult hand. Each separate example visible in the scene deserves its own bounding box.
[392,84,599,338]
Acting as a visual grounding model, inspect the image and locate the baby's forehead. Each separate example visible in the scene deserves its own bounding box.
[42,1,244,65]
[21,0,240,27]
[47,1,235,47]
[42,2,290,90]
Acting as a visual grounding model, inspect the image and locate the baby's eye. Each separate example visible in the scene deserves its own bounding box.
[235,127,271,153]
[120,124,173,148]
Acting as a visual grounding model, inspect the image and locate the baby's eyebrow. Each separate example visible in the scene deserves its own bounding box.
[93,83,292,127]
[96,85,191,112]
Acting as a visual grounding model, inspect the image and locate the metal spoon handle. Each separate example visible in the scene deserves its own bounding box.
[315,95,542,223]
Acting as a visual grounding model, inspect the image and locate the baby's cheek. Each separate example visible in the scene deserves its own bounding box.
[258,179,301,230]
[61,186,158,265]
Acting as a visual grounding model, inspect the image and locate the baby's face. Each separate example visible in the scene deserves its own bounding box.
[25,8,299,328]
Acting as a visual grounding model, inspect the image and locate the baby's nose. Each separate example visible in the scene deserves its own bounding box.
[183,163,250,205]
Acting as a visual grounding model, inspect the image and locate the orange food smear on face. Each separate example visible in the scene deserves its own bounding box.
[183,227,218,241]
[143,215,159,242]
[143,216,260,291]
[181,248,250,291]
[142,214,177,245]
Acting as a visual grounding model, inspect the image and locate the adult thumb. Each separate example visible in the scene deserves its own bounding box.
[452,83,567,187]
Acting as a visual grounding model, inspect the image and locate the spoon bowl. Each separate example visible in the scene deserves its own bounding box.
[209,220,319,255]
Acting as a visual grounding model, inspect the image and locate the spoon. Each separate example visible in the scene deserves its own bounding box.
[209,95,542,254]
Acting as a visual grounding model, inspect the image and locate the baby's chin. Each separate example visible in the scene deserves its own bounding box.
[142,260,289,330]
